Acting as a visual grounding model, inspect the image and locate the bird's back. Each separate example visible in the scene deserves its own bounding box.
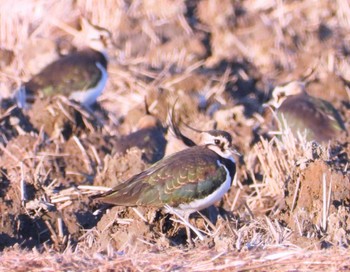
[278,94,345,142]
[25,49,107,98]
[94,145,236,208]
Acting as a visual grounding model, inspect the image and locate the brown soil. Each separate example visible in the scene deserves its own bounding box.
[0,0,350,270]
[283,159,350,247]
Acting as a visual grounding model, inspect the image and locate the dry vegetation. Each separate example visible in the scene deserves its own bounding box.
[0,0,350,271]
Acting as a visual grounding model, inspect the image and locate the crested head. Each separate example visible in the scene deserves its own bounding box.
[51,17,113,56]
[137,114,162,130]
[199,130,237,160]
[270,81,305,108]
[75,18,112,56]
[136,98,163,129]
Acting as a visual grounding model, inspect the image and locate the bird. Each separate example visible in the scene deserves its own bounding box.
[93,128,238,242]
[16,18,111,108]
[111,102,167,164]
[266,81,346,143]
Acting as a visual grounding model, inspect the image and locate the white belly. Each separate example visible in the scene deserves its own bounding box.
[69,62,108,107]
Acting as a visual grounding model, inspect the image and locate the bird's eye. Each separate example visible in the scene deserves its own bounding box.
[214,139,220,145]
[277,92,285,100]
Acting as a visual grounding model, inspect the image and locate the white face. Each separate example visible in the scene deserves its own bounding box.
[86,29,111,52]
[200,133,236,161]
[78,18,112,52]
[271,81,305,108]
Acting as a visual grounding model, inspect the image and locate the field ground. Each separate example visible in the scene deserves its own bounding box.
[0,0,349,271]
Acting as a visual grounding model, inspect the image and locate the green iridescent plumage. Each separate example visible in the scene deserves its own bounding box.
[270,81,346,143]
[93,129,237,216]
[24,49,107,99]
[277,94,345,142]
[95,145,235,208]
[16,18,112,108]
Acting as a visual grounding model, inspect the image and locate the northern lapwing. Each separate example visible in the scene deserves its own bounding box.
[93,129,238,242]
[267,81,346,143]
[16,19,111,108]
[111,103,167,164]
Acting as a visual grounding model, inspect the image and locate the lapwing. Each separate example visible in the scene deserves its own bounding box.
[111,104,167,164]
[267,81,346,143]
[93,129,238,241]
[16,19,111,108]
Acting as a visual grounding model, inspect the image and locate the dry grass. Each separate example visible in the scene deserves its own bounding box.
[0,0,350,271]
[1,246,350,271]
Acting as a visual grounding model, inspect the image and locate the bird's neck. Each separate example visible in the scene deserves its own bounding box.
[207,145,235,163]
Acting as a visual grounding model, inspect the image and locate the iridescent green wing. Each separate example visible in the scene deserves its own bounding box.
[26,51,103,97]
[278,94,345,142]
[147,148,229,206]
[312,96,346,132]
[96,146,230,207]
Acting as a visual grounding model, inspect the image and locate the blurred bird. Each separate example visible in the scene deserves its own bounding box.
[16,18,112,108]
[111,101,167,164]
[266,81,346,143]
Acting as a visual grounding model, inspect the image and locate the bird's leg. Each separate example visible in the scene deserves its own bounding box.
[132,207,148,223]
[198,208,217,231]
[164,205,204,245]
[184,212,193,246]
